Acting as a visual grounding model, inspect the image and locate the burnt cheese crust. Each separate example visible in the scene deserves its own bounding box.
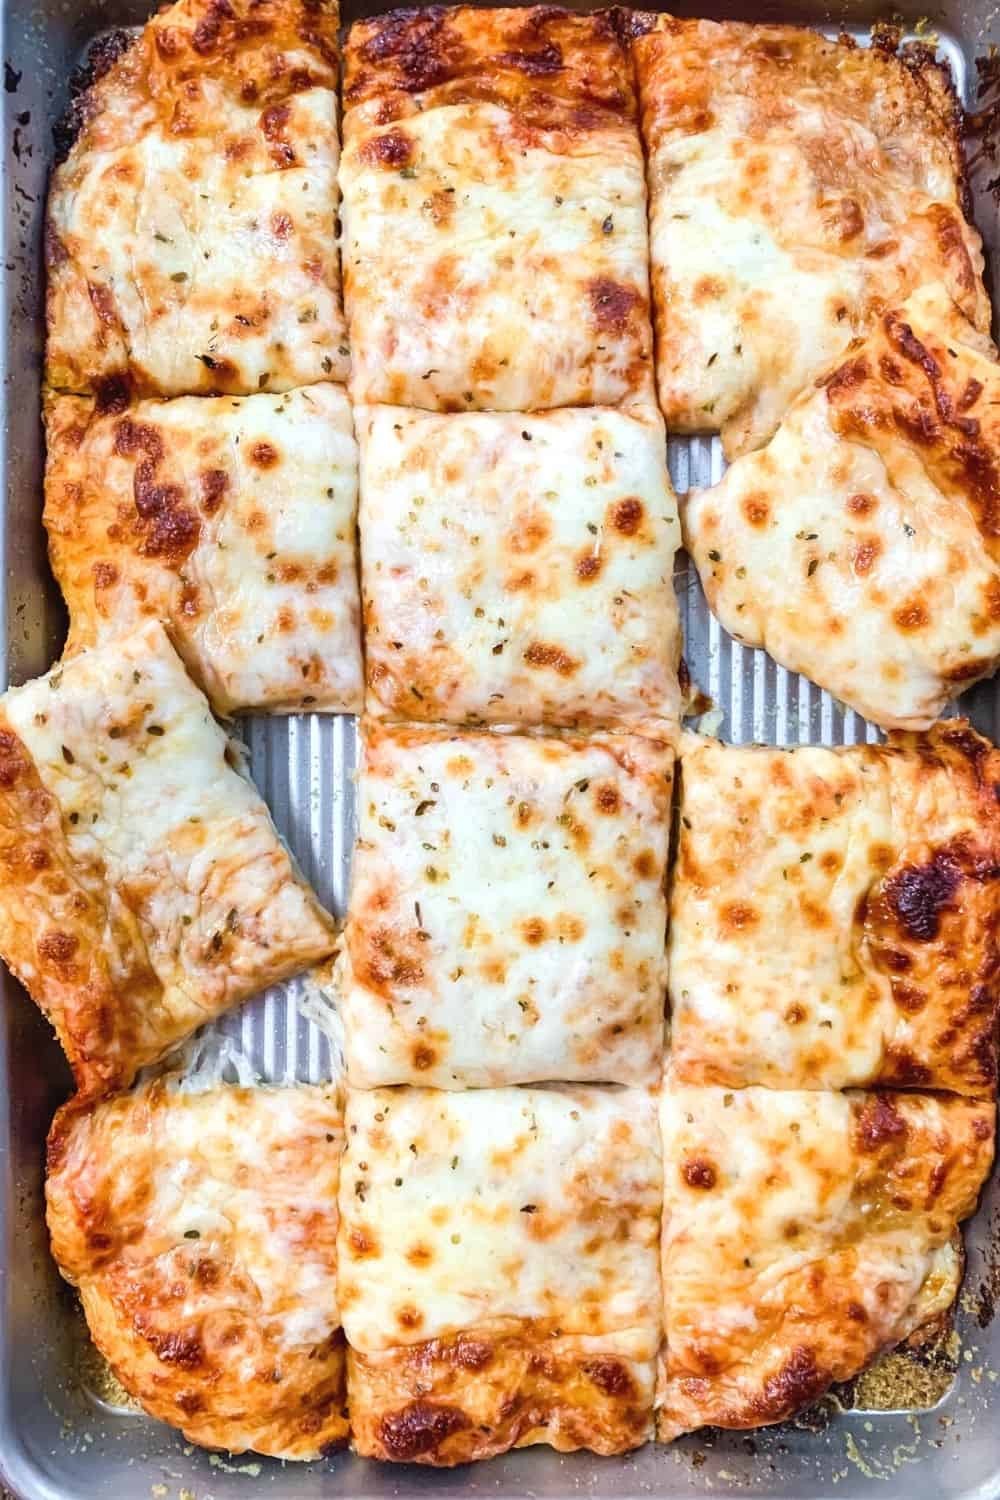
[340,1085,662,1464]
[659,1083,995,1439]
[46,1078,347,1458]
[340,6,654,410]
[669,722,1000,1095]
[0,621,335,1096]
[46,0,347,400]
[44,385,362,716]
[631,17,990,456]
[685,285,1000,728]
[339,722,672,1087]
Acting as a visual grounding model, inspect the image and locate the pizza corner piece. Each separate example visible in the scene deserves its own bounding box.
[45,0,348,400]
[340,5,653,411]
[358,401,681,734]
[657,1080,995,1440]
[339,1084,662,1464]
[684,283,1000,730]
[630,16,989,457]
[669,721,1000,1095]
[0,619,336,1098]
[338,719,673,1088]
[46,1071,348,1458]
[44,383,362,717]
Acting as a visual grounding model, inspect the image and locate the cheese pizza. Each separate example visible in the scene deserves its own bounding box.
[341,6,653,410]
[46,1075,346,1458]
[358,403,681,733]
[0,621,335,1096]
[46,0,347,400]
[339,722,672,1087]
[669,723,1000,1095]
[659,1082,995,1438]
[45,384,362,717]
[684,285,1000,728]
[632,18,990,456]
[340,1084,662,1464]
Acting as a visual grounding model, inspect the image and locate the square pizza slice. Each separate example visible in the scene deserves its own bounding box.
[0,621,335,1097]
[341,6,653,410]
[46,1073,347,1458]
[659,1082,995,1438]
[669,722,1000,1095]
[340,1084,662,1464]
[46,0,347,400]
[358,402,681,733]
[632,17,990,456]
[339,722,672,1087]
[45,384,362,717]
[684,285,1000,728]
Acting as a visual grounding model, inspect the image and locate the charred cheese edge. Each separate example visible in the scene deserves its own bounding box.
[0,620,335,1097]
[340,6,653,410]
[46,1077,347,1458]
[632,17,989,456]
[669,723,1000,1095]
[358,402,681,733]
[340,1085,662,1464]
[46,0,348,400]
[684,285,1000,728]
[658,1082,995,1439]
[339,722,672,1087]
[44,385,362,716]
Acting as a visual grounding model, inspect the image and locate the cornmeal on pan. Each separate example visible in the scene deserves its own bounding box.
[669,724,1000,1095]
[631,17,990,456]
[46,1074,347,1458]
[45,385,362,717]
[684,285,1000,728]
[340,1085,662,1464]
[339,722,672,1087]
[0,621,335,1096]
[45,0,347,400]
[341,6,653,410]
[659,1082,995,1438]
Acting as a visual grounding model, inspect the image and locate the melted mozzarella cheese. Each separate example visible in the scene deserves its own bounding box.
[340,724,672,1087]
[358,403,681,733]
[658,1082,994,1439]
[685,285,1000,727]
[45,385,362,716]
[0,621,334,1093]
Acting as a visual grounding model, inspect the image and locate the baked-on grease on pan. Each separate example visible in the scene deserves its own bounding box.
[630,16,989,456]
[340,6,653,410]
[0,621,335,1096]
[684,285,1000,728]
[658,1082,995,1439]
[670,723,1000,1094]
[46,0,347,399]
[45,384,362,716]
[46,1075,347,1458]
[339,722,673,1087]
[339,1085,662,1463]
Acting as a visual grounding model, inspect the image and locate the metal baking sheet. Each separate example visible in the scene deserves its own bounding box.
[1,0,999,1495]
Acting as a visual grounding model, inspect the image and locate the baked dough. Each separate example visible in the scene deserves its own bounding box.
[0,621,335,1095]
[46,0,347,399]
[45,384,362,716]
[46,1076,346,1458]
[669,723,1000,1095]
[658,1081,995,1438]
[358,402,681,733]
[341,6,653,410]
[339,722,672,1087]
[684,285,1000,728]
[340,1084,662,1463]
[632,18,989,456]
